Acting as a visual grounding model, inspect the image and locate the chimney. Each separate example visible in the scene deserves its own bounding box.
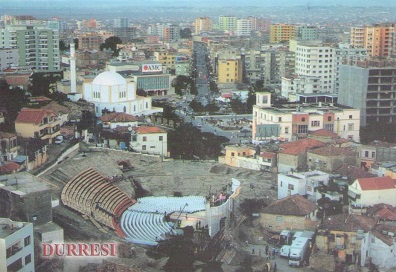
[70,38,77,93]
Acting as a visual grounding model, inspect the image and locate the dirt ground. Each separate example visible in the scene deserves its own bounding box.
[40,147,279,271]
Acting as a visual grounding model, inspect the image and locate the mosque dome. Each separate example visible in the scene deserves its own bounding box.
[92,71,127,86]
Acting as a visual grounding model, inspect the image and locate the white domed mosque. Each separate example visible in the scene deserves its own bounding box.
[81,71,162,117]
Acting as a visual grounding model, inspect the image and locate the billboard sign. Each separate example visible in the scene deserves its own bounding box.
[142,63,162,73]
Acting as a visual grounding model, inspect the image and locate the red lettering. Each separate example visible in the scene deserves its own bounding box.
[79,243,90,256]
[110,243,117,256]
[67,244,78,256]
[90,243,100,256]
[42,243,54,257]
[54,244,64,257]
[101,244,110,256]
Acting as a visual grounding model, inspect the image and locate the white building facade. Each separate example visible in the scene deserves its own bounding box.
[82,71,162,117]
[130,126,168,157]
[0,219,34,272]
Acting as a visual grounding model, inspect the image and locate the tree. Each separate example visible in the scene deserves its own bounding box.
[171,75,192,96]
[180,28,192,39]
[230,97,246,114]
[205,102,219,114]
[136,88,147,97]
[100,36,122,56]
[189,100,205,112]
[28,72,63,97]
[0,80,28,125]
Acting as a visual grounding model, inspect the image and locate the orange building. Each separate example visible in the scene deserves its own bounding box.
[269,24,296,43]
[350,23,396,57]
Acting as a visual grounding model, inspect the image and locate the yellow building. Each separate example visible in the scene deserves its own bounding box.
[15,108,61,144]
[315,214,376,263]
[270,24,296,43]
[194,17,212,35]
[217,59,242,84]
[153,50,178,70]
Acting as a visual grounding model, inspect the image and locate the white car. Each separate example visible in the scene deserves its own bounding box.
[54,135,64,144]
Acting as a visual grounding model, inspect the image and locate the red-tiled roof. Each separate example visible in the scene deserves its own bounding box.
[309,129,338,138]
[101,112,138,122]
[133,126,166,134]
[334,164,376,181]
[15,108,57,125]
[29,96,52,102]
[280,138,326,155]
[321,214,376,232]
[0,132,17,139]
[262,194,318,216]
[260,151,276,159]
[41,101,70,115]
[371,224,396,246]
[375,207,396,221]
[0,161,20,174]
[308,146,355,157]
[357,176,396,191]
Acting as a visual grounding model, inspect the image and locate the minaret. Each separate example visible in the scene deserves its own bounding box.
[70,38,77,93]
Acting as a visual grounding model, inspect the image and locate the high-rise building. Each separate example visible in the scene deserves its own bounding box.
[296,25,318,41]
[0,219,34,272]
[350,23,396,57]
[0,48,18,69]
[194,17,212,35]
[1,21,60,70]
[294,41,336,92]
[163,24,180,42]
[114,17,129,28]
[338,60,396,126]
[236,19,252,36]
[269,24,296,43]
[218,16,237,32]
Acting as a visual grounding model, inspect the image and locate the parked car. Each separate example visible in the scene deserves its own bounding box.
[54,135,64,144]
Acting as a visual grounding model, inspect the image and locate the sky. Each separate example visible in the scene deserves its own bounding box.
[4,0,396,6]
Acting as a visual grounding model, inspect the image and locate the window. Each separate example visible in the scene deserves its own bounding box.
[231,152,235,157]
[143,136,147,141]
[365,151,369,157]
[301,117,306,122]
[24,236,30,246]
[142,145,146,150]
[159,136,163,141]
[278,117,282,122]
[324,124,334,131]
[7,258,22,272]
[285,127,289,134]
[297,125,308,134]
[372,152,375,158]
[288,184,294,191]
[25,254,31,264]
[327,116,332,121]
[311,120,320,127]
[349,115,353,119]
[348,123,354,131]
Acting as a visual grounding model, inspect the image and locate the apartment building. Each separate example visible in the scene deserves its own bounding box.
[1,21,60,70]
[0,219,34,272]
[194,17,212,35]
[217,58,243,84]
[269,24,296,43]
[218,16,237,32]
[77,33,103,50]
[338,60,396,126]
[236,19,252,36]
[350,23,396,57]
[244,46,295,86]
[252,92,360,143]
[294,41,336,92]
[296,25,318,41]
[0,48,19,70]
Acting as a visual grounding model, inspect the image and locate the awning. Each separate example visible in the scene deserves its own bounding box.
[12,155,27,163]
